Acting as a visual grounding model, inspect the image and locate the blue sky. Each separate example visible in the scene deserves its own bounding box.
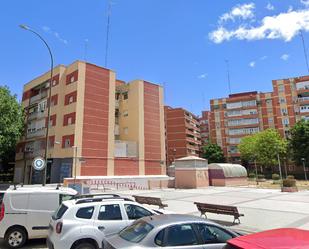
[1,0,309,115]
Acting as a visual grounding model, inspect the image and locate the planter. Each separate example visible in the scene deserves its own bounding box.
[281,186,298,192]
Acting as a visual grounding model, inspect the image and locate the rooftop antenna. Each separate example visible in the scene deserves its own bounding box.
[225,59,232,94]
[105,0,112,67]
[300,30,309,74]
[84,39,89,62]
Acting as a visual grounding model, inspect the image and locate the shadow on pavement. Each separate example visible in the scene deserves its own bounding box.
[0,239,46,249]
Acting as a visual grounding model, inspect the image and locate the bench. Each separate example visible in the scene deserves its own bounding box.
[194,202,244,224]
[133,195,168,209]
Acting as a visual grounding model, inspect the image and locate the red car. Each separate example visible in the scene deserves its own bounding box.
[224,228,309,249]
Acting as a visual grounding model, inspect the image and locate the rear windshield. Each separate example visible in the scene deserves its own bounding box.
[119,220,154,243]
[52,204,68,220]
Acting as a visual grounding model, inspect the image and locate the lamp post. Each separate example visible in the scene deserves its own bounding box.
[276,147,283,187]
[301,158,307,181]
[19,24,54,186]
[72,146,78,186]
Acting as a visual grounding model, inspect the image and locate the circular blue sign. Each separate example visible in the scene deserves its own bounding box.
[32,157,46,171]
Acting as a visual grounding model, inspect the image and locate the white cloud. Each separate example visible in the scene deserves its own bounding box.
[281,54,290,60]
[249,61,256,67]
[266,3,274,11]
[301,0,309,7]
[260,55,268,60]
[42,26,68,45]
[197,73,207,79]
[220,3,255,23]
[209,8,309,43]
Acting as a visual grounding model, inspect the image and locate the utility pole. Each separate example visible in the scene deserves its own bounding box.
[105,0,112,67]
[300,31,309,73]
[225,59,232,94]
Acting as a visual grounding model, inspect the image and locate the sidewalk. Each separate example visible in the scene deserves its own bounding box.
[109,186,309,233]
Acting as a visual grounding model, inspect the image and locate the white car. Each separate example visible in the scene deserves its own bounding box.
[0,185,77,248]
[47,195,170,249]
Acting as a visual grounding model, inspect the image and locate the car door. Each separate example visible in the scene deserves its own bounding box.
[123,203,154,225]
[194,223,235,249]
[93,203,128,236]
[156,223,205,249]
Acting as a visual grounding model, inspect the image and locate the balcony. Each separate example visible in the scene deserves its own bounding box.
[114,140,138,158]
[27,128,46,138]
[115,124,120,135]
[29,91,47,105]
[298,96,309,103]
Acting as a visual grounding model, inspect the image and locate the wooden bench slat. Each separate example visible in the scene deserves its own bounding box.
[194,202,244,224]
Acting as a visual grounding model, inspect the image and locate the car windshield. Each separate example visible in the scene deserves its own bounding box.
[119,220,154,243]
[52,204,68,220]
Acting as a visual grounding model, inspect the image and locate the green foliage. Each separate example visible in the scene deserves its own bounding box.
[287,175,295,180]
[290,120,309,167]
[0,86,24,159]
[201,143,225,164]
[238,129,288,168]
[272,174,280,180]
[282,179,296,187]
[257,174,265,179]
[248,172,255,178]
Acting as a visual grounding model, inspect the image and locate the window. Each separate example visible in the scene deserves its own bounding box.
[70,76,75,83]
[281,108,288,115]
[124,204,153,220]
[123,110,128,117]
[67,117,73,125]
[165,224,198,247]
[123,92,128,100]
[124,127,128,135]
[268,117,274,124]
[76,206,94,219]
[52,204,68,220]
[278,84,284,92]
[280,98,286,103]
[196,224,233,244]
[282,118,289,125]
[98,204,122,220]
[64,138,71,148]
[38,100,47,112]
[155,229,165,246]
[119,220,154,243]
[69,96,74,104]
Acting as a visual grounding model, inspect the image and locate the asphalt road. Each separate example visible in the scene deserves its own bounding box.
[0,239,47,249]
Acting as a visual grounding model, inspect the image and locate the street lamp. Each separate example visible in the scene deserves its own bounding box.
[19,24,54,186]
[301,158,307,181]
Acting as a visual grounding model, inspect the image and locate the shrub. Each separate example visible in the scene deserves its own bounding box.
[272,174,280,180]
[257,174,265,179]
[287,175,295,179]
[283,179,296,187]
[248,173,255,178]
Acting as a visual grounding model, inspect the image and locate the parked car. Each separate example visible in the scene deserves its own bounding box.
[0,185,77,248]
[103,214,239,249]
[47,195,171,249]
[224,228,309,249]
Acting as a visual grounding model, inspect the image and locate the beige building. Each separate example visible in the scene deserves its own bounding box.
[15,61,166,184]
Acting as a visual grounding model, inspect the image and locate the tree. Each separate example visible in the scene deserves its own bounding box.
[201,143,225,163]
[290,120,309,166]
[238,135,257,162]
[238,129,287,169]
[0,86,24,161]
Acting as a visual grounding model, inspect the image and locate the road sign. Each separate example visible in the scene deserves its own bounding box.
[32,157,46,171]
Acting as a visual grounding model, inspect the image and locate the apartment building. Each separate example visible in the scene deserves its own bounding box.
[15,61,165,184]
[164,106,201,165]
[209,91,275,162]
[199,111,210,146]
[272,76,309,138]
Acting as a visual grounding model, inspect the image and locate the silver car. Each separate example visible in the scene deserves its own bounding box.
[103,214,239,249]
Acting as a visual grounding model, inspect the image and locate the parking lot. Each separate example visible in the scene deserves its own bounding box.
[2,186,309,249]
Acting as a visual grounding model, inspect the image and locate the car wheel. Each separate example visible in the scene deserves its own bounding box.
[4,227,27,248]
[74,242,96,249]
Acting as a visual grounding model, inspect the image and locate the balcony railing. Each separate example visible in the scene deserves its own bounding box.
[298,96,309,102]
[27,128,46,138]
[29,91,48,104]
